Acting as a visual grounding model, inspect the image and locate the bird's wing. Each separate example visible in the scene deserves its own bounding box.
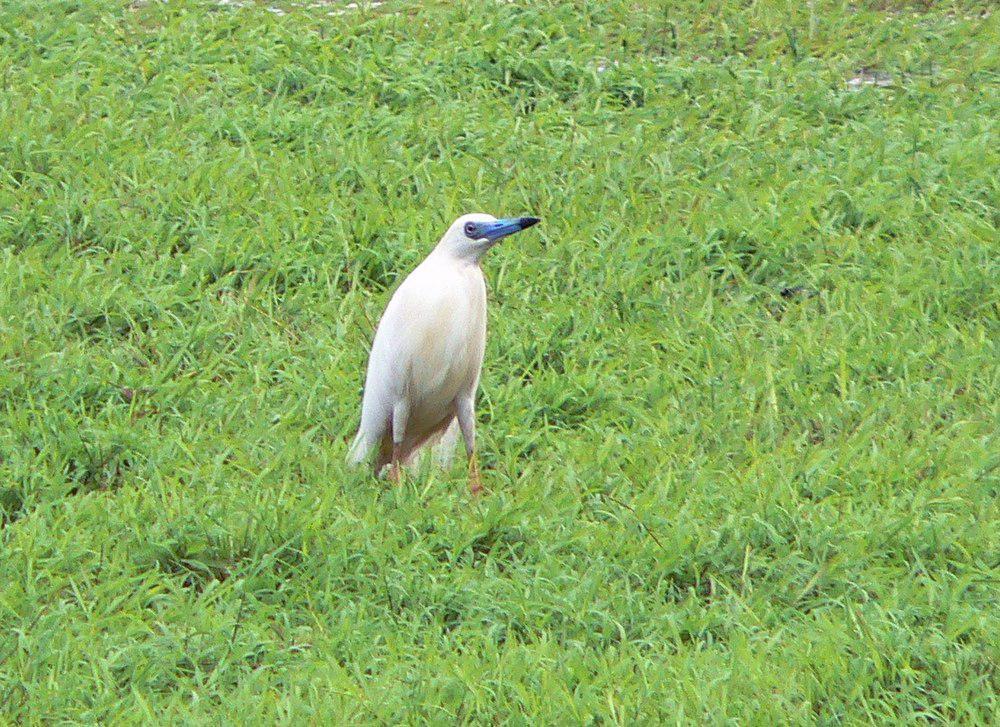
[360,262,452,413]
[368,264,438,383]
[349,272,429,465]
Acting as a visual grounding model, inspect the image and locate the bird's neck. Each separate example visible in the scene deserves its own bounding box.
[429,246,485,267]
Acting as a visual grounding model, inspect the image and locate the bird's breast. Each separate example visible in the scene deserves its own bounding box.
[403,265,486,412]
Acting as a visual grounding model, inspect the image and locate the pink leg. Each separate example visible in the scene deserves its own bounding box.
[468,447,483,496]
[456,398,483,496]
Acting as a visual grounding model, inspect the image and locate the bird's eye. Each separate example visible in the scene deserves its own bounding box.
[464,222,477,237]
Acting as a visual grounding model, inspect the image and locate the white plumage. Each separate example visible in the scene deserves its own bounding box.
[348,213,540,492]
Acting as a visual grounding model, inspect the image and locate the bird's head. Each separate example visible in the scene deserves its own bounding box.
[434,213,541,263]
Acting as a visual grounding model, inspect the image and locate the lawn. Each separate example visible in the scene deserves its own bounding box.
[0,0,997,722]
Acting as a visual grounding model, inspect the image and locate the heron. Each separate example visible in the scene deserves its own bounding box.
[347,213,541,494]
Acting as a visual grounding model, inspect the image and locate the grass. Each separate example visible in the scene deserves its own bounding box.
[0,0,998,721]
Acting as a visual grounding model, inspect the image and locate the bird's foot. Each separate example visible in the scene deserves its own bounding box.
[389,460,404,485]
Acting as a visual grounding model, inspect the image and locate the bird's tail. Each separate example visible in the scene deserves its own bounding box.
[346,429,371,467]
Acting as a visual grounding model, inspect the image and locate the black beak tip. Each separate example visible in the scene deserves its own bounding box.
[520,216,541,229]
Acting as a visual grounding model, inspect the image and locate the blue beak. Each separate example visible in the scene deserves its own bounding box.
[479,216,541,242]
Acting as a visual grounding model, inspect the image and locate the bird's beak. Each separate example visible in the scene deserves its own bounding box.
[480,216,541,242]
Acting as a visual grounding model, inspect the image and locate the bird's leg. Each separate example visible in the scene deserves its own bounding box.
[467,450,483,496]
[456,397,482,495]
[389,400,409,486]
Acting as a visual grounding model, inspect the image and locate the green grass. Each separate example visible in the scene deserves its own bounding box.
[1,0,998,721]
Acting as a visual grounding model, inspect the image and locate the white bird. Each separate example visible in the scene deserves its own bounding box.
[347,213,541,493]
